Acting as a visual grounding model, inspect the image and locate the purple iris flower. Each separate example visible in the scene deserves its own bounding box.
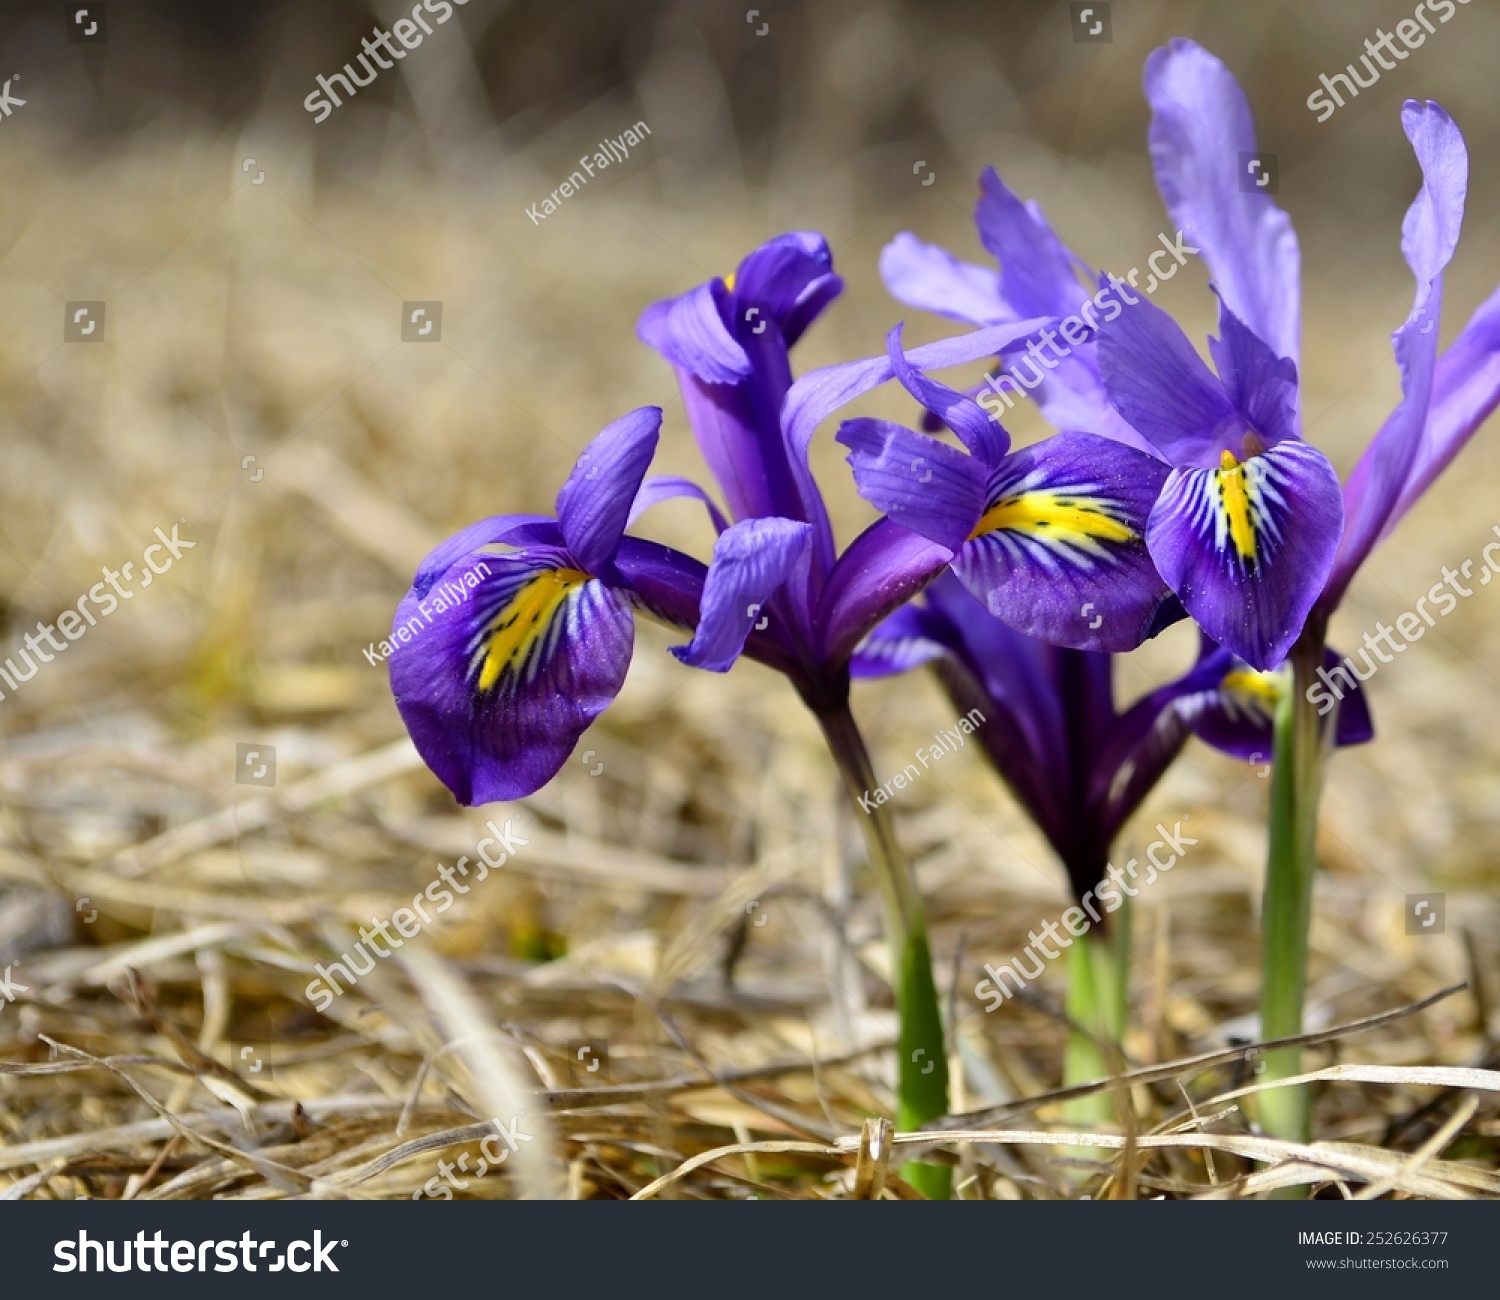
[880,39,1500,674]
[832,326,1182,654]
[387,233,1058,810]
[634,233,1068,707]
[854,572,1372,903]
[389,407,709,805]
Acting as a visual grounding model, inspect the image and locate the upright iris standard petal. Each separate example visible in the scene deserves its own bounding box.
[673,517,812,672]
[881,190,1153,455]
[1097,294,1240,467]
[1144,39,1301,369]
[1207,304,1300,447]
[879,232,1007,326]
[391,551,635,805]
[1380,283,1500,537]
[955,433,1178,653]
[638,235,841,579]
[1146,439,1343,671]
[732,231,843,346]
[1327,102,1469,606]
[974,167,1091,320]
[555,407,662,574]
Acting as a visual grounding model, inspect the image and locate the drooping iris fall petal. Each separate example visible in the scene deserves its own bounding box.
[391,553,635,805]
[392,407,713,806]
[956,432,1179,653]
[1146,439,1343,672]
[835,333,1176,655]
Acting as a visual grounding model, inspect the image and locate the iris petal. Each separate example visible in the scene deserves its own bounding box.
[951,432,1176,652]
[636,281,749,384]
[1382,282,1500,540]
[836,417,986,552]
[783,317,1058,484]
[555,407,662,573]
[1328,102,1470,607]
[849,603,948,678]
[884,323,1009,463]
[1097,293,1238,466]
[815,518,952,671]
[391,552,634,805]
[975,167,1091,320]
[627,475,730,535]
[880,232,1007,326]
[1144,39,1300,368]
[410,515,560,601]
[673,517,811,672]
[1207,302,1299,446]
[1184,647,1374,761]
[731,232,843,344]
[1146,439,1343,670]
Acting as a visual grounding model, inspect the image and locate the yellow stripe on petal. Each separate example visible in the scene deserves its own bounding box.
[969,491,1136,549]
[1221,666,1281,712]
[476,568,588,693]
[1216,449,1259,563]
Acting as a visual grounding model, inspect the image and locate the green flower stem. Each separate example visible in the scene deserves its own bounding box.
[1063,909,1130,1124]
[817,703,951,1200]
[1258,621,1333,1172]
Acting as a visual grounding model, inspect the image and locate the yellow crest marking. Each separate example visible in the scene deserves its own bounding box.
[969,491,1135,547]
[1221,666,1281,712]
[722,271,736,292]
[1216,449,1258,562]
[477,568,588,693]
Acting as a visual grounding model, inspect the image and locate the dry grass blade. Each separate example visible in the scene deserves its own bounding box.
[630,1140,843,1201]
[1354,1094,1480,1201]
[851,1117,894,1199]
[1205,1062,1500,1108]
[397,948,562,1199]
[870,1129,1491,1199]
[933,983,1468,1131]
